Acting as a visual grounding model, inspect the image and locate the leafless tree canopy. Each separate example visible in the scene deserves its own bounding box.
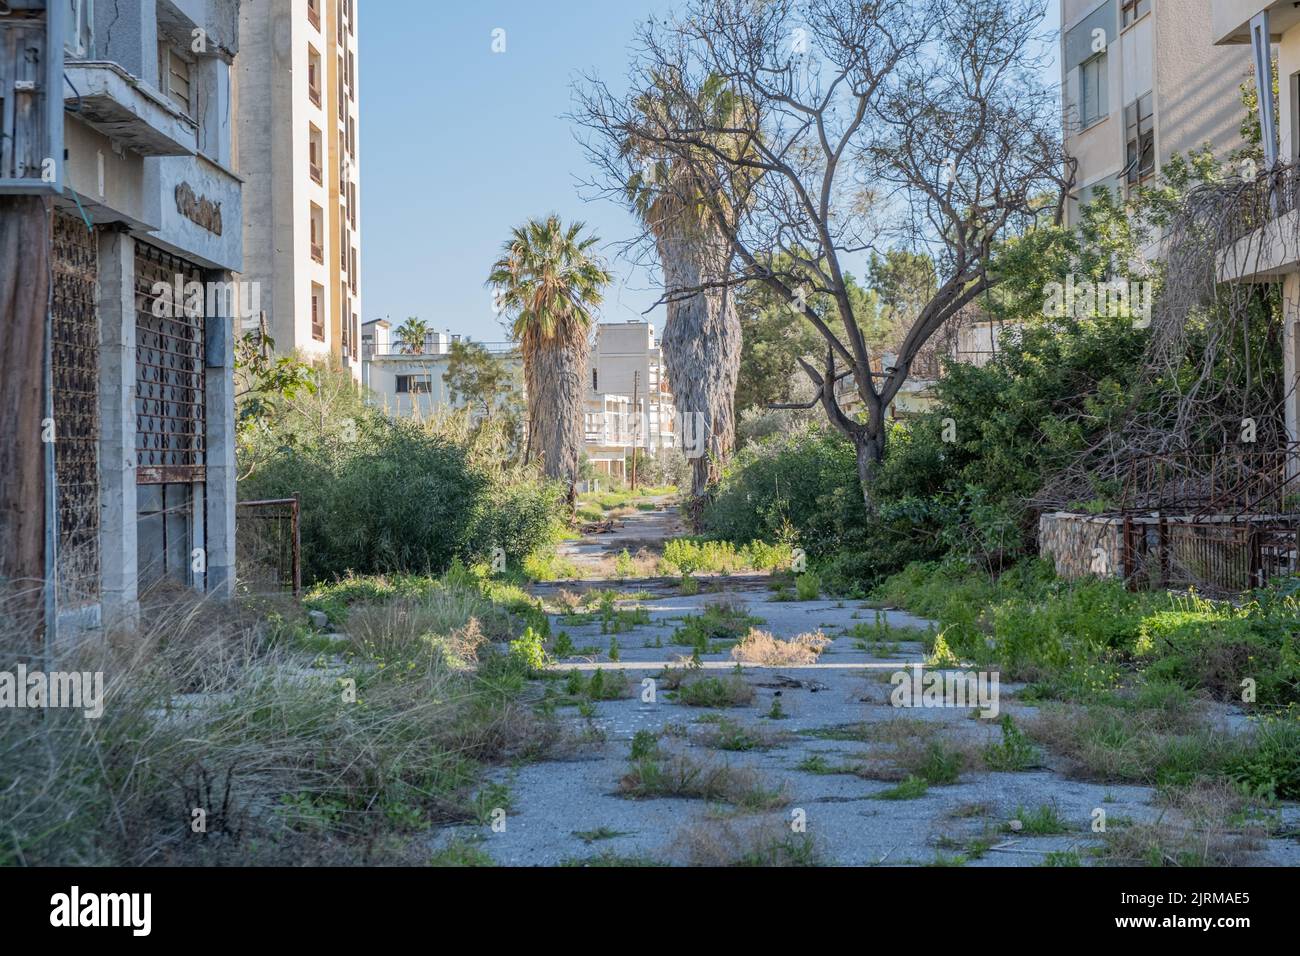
[575,0,1069,505]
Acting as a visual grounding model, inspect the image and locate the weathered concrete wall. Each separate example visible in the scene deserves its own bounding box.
[1038,511,1125,580]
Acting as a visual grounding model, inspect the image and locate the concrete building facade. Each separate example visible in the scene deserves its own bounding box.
[584,321,676,480]
[1061,0,1254,223]
[235,0,361,374]
[1212,0,1300,458]
[1,0,246,637]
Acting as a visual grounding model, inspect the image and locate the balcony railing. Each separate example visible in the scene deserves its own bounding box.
[309,86,321,108]
[310,242,324,264]
[307,4,320,30]
[309,162,322,184]
[1222,162,1300,246]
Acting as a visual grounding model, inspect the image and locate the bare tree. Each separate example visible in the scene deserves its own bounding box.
[576,0,1070,508]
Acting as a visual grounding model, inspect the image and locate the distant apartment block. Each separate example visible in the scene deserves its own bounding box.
[360,321,522,419]
[1061,0,1252,223]
[236,0,362,374]
[585,321,676,480]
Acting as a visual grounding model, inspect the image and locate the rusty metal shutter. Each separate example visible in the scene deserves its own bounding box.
[134,241,206,484]
[51,208,101,608]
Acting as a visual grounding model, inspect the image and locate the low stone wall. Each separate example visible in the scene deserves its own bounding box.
[1038,512,1124,581]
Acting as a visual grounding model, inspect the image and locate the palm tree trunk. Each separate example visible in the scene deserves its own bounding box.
[523,323,588,509]
[657,221,741,503]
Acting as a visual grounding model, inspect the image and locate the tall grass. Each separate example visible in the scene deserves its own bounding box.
[0,583,552,866]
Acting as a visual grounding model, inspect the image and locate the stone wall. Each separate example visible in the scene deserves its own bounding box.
[1038,511,1125,581]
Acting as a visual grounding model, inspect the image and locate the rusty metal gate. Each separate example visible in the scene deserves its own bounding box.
[235,498,301,597]
[51,209,101,608]
[1122,517,1300,597]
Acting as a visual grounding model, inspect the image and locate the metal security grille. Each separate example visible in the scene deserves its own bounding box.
[1121,517,1300,597]
[51,209,101,607]
[134,241,206,484]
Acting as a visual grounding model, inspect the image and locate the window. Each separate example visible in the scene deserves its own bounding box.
[350,247,358,295]
[308,46,322,107]
[1125,92,1154,185]
[396,375,433,394]
[66,0,94,58]
[347,0,355,36]
[1079,53,1107,128]
[1291,72,1300,165]
[592,368,598,390]
[1121,0,1151,29]
[158,44,194,114]
[309,124,323,183]
[310,203,324,263]
[338,56,347,121]
[311,283,325,341]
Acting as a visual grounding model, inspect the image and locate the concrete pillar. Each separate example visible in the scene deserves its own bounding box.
[97,229,139,633]
[204,269,237,600]
[94,0,159,84]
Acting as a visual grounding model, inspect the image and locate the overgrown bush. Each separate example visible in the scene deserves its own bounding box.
[240,368,563,584]
[876,558,1300,707]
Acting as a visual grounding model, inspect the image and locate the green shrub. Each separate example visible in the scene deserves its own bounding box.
[508,627,548,672]
[1226,718,1300,800]
[703,424,866,563]
[794,572,820,601]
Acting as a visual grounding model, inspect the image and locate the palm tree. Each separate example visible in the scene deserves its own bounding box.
[623,74,756,505]
[487,216,611,508]
[394,317,431,354]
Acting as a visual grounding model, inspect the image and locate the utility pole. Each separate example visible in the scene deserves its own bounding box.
[630,371,639,491]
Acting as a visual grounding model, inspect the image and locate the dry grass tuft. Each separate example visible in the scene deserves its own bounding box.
[619,749,787,810]
[670,815,822,866]
[1100,781,1269,867]
[730,628,831,666]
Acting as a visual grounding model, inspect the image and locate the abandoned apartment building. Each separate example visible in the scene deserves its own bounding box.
[0,0,245,639]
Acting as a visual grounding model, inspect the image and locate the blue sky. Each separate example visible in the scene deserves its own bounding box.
[359,0,1061,343]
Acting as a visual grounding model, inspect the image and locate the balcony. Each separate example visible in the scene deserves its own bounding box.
[63,62,197,157]
[307,4,320,30]
[1217,163,1300,282]
[309,85,321,108]
[311,242,324,264]
[1213,1,1300,45]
